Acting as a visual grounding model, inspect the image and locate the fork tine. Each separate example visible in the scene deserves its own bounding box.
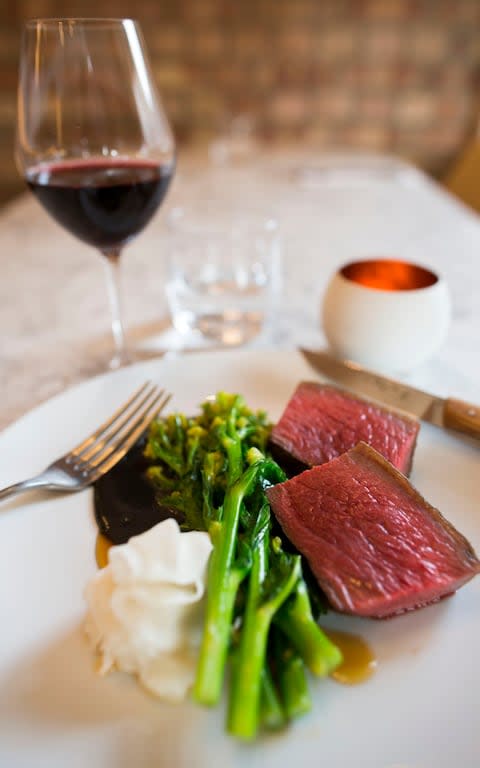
[79,386,166,469]
[74,382,158,462]
[86,391,172,482]
[71,381,152,457]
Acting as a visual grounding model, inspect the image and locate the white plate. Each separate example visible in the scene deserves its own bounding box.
[0,347,479,768]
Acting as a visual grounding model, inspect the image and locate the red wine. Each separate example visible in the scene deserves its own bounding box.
[27,158,174,250]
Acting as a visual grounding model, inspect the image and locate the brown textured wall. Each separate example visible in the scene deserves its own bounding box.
[2,0,480,205]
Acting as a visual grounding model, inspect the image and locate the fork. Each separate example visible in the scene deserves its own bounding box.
[0,382,171,503]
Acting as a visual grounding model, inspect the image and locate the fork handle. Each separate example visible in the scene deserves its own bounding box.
[0,475,53,503]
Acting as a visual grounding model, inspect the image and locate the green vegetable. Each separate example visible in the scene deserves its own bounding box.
[145,392,271,531]
[144,391,342,742]
[275,578,343,677]
[273,629,312,721]
[193,456,261,705]
[227,533,301,740]
[260,661,286,731]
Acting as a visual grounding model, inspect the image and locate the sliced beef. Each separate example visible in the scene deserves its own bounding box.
[266,442,480,618]
[270,381,419,476]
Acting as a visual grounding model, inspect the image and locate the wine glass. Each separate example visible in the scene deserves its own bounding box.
[16,18,175,369]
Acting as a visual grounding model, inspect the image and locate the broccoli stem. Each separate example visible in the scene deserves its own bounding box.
[192,462,261,706]
[227,528,267,737]
[227,550,301,741]
[274,578,343,676]
[260,662,286,731]
[227,605,272,739]
[274,631,311,720]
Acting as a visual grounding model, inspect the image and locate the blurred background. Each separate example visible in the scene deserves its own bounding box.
[2,0,480,207]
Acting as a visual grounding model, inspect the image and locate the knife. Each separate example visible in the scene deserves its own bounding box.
[299,348,480,442]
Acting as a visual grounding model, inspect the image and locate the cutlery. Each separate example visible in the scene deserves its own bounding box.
[0,382,171,503]
[300,348,480,442]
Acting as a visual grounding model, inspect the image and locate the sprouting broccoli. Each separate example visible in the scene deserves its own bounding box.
[145,392,271,531]
[144,392,342,741]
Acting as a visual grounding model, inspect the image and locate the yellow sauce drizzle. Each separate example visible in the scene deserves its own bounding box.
[324,628,377,685]
[95,533,113,569]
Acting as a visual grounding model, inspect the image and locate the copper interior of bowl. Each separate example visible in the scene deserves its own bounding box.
[341,259,438,291]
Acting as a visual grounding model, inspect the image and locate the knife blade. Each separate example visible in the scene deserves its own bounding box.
[299,348,480,442]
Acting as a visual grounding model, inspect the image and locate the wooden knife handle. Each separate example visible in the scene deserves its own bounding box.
[444,398,480,440]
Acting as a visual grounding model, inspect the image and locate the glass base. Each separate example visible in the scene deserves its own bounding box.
[173,309,265,347]
[107,345,167,371]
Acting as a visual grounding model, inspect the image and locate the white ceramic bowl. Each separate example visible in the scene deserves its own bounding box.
[322,258,451,373]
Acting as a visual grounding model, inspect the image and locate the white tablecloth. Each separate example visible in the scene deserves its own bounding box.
[1,150,479,430]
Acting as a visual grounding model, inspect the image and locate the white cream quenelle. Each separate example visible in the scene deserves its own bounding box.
[84,518,212,702]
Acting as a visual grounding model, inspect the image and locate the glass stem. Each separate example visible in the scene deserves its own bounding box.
[101,248,127,368]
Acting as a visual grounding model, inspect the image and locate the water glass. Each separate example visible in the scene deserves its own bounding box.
[165,207,282,346]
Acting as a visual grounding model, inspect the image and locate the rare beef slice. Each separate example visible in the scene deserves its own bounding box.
[269,382,419,476]
[266,442,480,618]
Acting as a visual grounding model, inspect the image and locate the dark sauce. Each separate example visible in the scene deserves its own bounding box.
[93,440,184,546]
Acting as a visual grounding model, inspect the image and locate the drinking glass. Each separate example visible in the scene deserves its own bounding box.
[16,18,175,368]
[166,205,282,346]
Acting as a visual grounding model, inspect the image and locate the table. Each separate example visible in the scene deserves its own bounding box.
[1,150,479,432]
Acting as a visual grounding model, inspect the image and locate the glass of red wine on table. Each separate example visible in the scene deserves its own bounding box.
[16,18,175,369]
